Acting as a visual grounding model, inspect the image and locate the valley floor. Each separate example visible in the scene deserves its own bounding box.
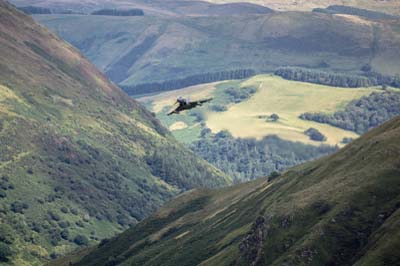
[140,74,380,146]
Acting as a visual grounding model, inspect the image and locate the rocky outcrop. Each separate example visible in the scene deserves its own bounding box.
[238,215,269,266]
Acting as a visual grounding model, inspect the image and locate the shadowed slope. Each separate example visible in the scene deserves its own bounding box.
[71,116,400,266]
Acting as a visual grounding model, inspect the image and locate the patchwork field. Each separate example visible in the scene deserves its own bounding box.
[140,75,381,145]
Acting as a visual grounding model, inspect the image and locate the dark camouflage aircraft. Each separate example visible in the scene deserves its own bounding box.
[167,97,212,115]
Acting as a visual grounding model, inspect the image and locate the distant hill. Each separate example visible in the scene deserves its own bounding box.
[0,2,229,265]
[58,115,400,266]
[34,11,400,93]
[9,0,400,16]
[9,0,273,16]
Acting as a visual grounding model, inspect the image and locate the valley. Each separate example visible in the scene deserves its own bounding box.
[142,75,380,145]
[140,74,400,182]
[0,0,399,265]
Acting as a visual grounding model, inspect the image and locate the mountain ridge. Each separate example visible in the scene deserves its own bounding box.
[65,115,400,266]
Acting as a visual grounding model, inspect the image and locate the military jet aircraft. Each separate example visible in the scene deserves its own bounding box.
[167,96,213,115]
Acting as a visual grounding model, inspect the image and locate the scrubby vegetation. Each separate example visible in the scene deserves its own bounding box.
[223,86,257,103]
[122,69,255,95]
[190,130,336,181]
[304,128,327,141]
[206,85,257,113]
[267,113,279,122]
[267,171,281,182]
[209,104,227,112]
[341,137,353,144]
[91,8,144,16]
[300,91,400,134]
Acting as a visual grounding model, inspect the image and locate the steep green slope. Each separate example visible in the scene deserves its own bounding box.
[34,12,400,93]
[0,2,230,265]
[70,116,400,266]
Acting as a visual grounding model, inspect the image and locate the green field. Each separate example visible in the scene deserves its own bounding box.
[140,75,380,146]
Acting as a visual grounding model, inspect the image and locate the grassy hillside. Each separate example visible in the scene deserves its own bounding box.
[61,115,400,266]
[34,12,400,91]
[0,2,230,265]
[141,75,380,146]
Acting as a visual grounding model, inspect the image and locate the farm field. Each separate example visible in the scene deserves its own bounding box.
[140,75,381,145]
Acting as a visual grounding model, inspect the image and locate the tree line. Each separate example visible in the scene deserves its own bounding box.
[91,8,144,16]
[17,6,145,16]
[275,67,376,88]
[17,6,80,14]
[275,67,400,88]
[300,91,400,134]
[122,69,256,95]
[17,6,51,14]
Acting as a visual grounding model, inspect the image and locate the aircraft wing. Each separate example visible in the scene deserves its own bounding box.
[167,101,180,116]
[197,98,213,104]
[167,109,177,116]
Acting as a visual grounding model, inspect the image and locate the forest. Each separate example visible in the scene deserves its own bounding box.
[275,67,400,88]
[275,68,377,88]
[91,9,144,16]
[190,130,337,182]
[300,91,400,134]
[122,69,255,95]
